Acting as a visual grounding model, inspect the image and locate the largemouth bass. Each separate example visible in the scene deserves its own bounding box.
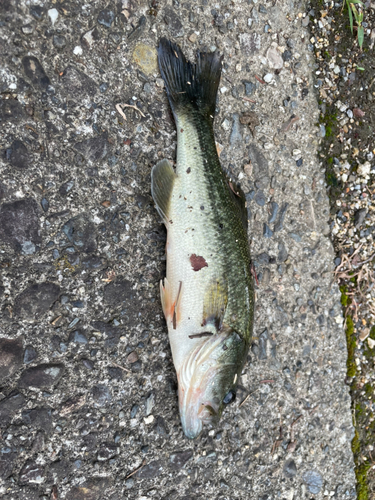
[152,38,254,439]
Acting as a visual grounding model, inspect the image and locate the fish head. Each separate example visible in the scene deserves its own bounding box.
[177,329,248,439]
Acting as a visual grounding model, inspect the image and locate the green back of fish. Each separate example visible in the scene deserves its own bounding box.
[157,38,254,345]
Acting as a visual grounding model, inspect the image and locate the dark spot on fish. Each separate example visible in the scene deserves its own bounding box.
[194,147,197,150]
[189,331,213,339]
[180,128,184,133]
[190,254,208,272]
[169,220,173,224]
[218,223,223,230]
[186,167,191,174]
[200,205,204,210]
[223,344,227,350]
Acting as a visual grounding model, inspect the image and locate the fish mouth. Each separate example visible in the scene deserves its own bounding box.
[179,385,219,439]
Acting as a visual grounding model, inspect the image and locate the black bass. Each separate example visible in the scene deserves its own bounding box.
[152,38,254,439]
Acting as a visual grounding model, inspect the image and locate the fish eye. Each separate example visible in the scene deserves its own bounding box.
[223,390,236,405]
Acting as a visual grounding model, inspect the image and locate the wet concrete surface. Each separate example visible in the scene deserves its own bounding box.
[0,0,356,499]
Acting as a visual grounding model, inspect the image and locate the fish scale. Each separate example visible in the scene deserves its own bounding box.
[152,38,254,438]
[167,109,253,356]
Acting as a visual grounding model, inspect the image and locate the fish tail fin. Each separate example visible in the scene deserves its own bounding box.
[158,37,223,122]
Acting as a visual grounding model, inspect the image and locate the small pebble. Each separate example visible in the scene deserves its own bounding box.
[263,73,273,83]
[99,82,108,93]
[48,8,58,25]
[22,25,34,34]
[53,35,66,49]
[263,223,273,238]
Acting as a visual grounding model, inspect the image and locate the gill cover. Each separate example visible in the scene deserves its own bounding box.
[177,329,247,439]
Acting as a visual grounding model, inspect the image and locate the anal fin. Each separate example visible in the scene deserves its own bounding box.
[160,277,172,321]
[151,159,176,223]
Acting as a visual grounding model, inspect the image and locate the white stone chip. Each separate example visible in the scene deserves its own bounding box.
[48,8,59,25]
[357,162,371,177]
[263,73,273,83]
[144,415,154,424]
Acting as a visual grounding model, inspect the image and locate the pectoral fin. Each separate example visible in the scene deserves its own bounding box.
[151,159,176,223]
[202,278,228,331]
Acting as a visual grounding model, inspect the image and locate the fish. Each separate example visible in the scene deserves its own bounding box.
[151,38,254,439]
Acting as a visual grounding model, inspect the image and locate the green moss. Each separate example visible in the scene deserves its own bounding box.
[352,430,370,500]
[340,287,356,376]
[364,383,374,398]
[346,316,357,377]
[310,2,372,495]
[319,109,338,138]
[326,169,339,187]
[340,285,349,307]
[352,430,361,455]
[318,108,340,190]
[356,403,365,417]
[356,463,370,500]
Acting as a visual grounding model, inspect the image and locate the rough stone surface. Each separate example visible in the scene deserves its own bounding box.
[19,461,45,485]
[133,44,158,75]
[22,56,50,90]
[302,469,324,494]
[61,65,97,98]
[14,282,60,319]
[0,199,41,252]
[21,407,53,432]
[0,392,26,427]
[74,133,110,163]
[18,364,64,389]
[61,215,97,253]
[4,140,30,169]
[0,337,23,380]
[65,478,111,500]
[0,1,355,499]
